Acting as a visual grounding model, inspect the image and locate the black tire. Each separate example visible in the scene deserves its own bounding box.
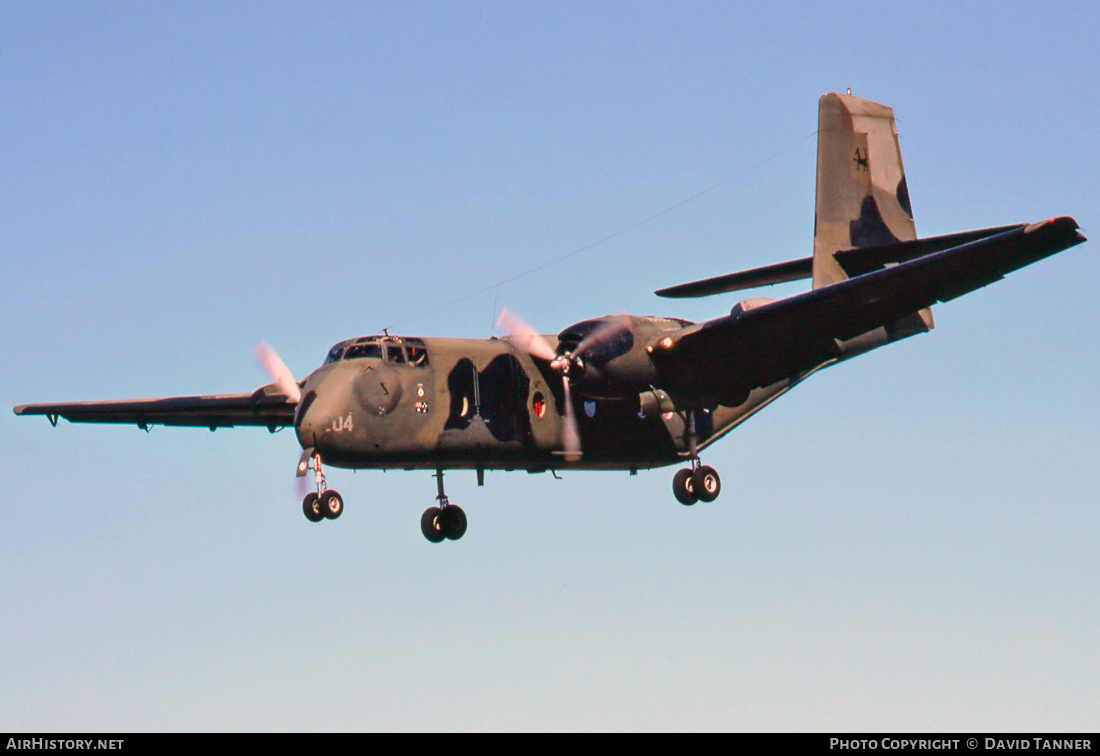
[673,468,697,505]
[421,506,446,543]
[441,505,467,540]
[302,493,324,523]
[693,466,721,503]
[320,490,344,519]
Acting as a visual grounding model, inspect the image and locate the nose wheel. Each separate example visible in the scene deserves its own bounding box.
[301,453,344,523]
[421,468,467,542]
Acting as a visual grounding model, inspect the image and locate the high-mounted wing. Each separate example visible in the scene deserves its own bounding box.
[651,217,1086,404]
[14,383,296,432]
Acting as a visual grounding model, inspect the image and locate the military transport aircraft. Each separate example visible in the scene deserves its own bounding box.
[14,93,1087,542]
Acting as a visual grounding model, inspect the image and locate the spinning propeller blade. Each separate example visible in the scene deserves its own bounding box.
[561,376,581,462]
[254,342,302,403]
[498,308,604,462]
[497,309,557,361]
[573,314,630,360]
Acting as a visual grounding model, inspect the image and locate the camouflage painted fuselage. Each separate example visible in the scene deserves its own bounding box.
[294,332,796,472]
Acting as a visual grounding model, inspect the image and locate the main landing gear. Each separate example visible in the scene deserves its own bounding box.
[671,410,722,506]
[421,468,467,543]
[672,463,722,505]
[302,452,344,523]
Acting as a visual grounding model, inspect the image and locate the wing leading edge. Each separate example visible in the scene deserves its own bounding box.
[14,383,297,432]
[651,217,1086,404]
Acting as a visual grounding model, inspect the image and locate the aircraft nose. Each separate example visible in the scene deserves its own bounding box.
[293,367,357,450]
[293,389,320,448]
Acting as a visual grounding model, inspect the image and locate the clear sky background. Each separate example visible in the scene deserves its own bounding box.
[3,1,1098,732]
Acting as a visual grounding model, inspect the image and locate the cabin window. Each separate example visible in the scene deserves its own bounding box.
[325,346,344,364]
[444,359,478,431]
[407,346,429,367]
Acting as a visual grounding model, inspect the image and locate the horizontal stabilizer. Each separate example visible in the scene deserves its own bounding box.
[655,257,813,298]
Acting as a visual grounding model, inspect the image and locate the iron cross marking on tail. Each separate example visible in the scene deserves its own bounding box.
[853,146,869,171]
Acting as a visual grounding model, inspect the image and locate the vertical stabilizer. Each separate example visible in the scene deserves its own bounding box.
[814,93,933,335]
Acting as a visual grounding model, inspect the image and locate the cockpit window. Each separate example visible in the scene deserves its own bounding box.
[345,343,383,360]
[407,346,429,367]
[332,337,429,366]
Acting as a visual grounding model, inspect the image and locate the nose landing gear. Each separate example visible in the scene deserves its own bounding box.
[421,468,467,543]
[301,452,344,523]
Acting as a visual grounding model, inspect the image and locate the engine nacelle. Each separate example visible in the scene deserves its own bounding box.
[638,388,677,417]
[557,315,690,398]
[730,297,776,318]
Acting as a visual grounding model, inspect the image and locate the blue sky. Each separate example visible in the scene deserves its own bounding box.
[2,1,1098,731]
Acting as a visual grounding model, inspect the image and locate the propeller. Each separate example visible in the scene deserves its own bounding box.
[572,314,631,365]
[496,309,557,361]
[253,341,309,498]
[497,309,630,462]
[253,341,302,403]
[560,374,581,461]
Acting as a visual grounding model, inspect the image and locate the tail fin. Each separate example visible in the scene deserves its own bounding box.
[813,92,933,334]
